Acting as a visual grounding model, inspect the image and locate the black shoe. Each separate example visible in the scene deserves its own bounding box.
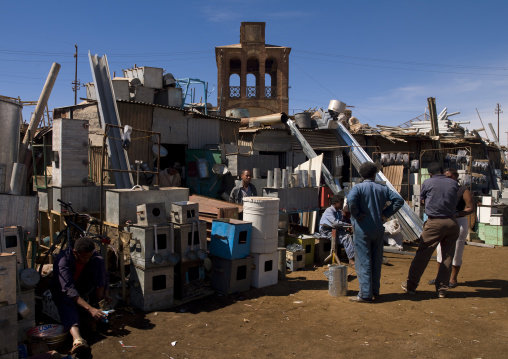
[401,282,416,294]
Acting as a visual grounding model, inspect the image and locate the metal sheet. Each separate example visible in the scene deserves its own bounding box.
[0,194,38,235]
[334,122,423,242]
[151,107,188,144]
[286,120,340,194]
[0,98,22,166]
[88,53,133,189]
[116,102,154,166]
[188,117,220,149]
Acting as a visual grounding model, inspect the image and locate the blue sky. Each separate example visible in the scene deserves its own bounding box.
[2,0,507,143]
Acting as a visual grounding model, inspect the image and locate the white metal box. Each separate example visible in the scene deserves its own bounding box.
[173,221,207,262]
[123,67,163,89]
[106,187,189,225]
[52,186,102,213]
[482,196,493,206]
[210,257,252,294]
[170,201,199,224]
[136,203,168,226]
[489,214,503,226]
[131,86,155,103]
[0,253,17,306]
[154,87,183,107]
[37,187,53,212]
[251,252,278,288]
[128,225,177,269]
[52,118,89,187]
[286,250,305,271]
[129,264,174,312]
[0,226,24,273]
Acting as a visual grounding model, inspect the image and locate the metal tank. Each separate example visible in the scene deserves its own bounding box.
[226,108,250,118]
[328,99,346,115]
[295,112,312,128]
[0,97,22,165]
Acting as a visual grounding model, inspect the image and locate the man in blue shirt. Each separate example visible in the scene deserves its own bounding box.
[347,162,404,303]
[402,162,459,298]
[319,193,355,266]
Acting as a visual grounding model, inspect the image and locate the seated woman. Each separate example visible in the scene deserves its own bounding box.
[319,193,355,267]
[50,237,111,355]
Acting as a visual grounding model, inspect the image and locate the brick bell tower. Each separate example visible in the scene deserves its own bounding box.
[215,22,291,117]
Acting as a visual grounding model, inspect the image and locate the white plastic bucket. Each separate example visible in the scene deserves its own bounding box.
[243,197,280,254]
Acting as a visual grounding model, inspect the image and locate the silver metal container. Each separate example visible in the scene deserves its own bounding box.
[226,108,250,118]
[328,99,346,114]
[328,264,348,296]
[0,98,22,166]
[295,112,312,129]
[122,66,163,89]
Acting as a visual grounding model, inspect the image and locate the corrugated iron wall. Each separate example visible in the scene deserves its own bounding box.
[117,102,154,166]
[188,117,220,149]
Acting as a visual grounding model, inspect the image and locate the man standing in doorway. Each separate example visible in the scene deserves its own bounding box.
[229,169,257,204]
[347,162,404,303]
[402,162,459,298]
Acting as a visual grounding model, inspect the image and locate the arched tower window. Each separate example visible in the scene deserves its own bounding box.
[246,57,260,98]
[228,58,241,98]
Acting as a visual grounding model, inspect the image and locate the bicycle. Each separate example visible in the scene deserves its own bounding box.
[38,199,111,276]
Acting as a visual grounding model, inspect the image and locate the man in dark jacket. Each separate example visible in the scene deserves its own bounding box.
[50,237,111,354]
[229,169,257,204]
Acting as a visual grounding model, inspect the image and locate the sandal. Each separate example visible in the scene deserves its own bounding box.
[449,282,458,288]
[71,338,89,355]
[428,279,436,285]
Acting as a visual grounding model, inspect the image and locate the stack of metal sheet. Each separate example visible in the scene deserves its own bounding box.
[335,123,423,242]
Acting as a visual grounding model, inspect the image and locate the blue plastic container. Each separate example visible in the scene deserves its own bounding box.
[210,219,252,260]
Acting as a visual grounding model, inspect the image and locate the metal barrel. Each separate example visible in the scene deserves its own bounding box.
[328,264,348,297]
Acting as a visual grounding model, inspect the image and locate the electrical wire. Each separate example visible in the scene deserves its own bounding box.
[292,55,508,77]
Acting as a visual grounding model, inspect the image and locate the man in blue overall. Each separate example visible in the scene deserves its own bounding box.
[347,162,404,302]
[319,193,355,267]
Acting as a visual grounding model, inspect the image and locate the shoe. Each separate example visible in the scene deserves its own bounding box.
[373,295,381,302]
[437,291,446,298]
[428,279,436,285]
[401,282,416,294]
[349,295,373,303]
[449,282,458,288]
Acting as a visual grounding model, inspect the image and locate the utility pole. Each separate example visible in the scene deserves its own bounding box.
[72,44,80,105]
[495,103,503,142]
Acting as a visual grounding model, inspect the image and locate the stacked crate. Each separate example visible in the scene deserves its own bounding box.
[170,201,208,300]
[285,234,315,266]
[0,254,18,357]
[51,119,101,214]
[128,202,177,311]
[209,219,252,294]
[243,197,279,288]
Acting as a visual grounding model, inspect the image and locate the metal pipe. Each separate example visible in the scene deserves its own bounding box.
[240,113,289,127]
[20,62,61,162]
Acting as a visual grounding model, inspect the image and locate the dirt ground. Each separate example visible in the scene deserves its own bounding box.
[58,243,508,359]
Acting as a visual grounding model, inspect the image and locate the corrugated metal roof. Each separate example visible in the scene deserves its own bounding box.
[116,99,240,123]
